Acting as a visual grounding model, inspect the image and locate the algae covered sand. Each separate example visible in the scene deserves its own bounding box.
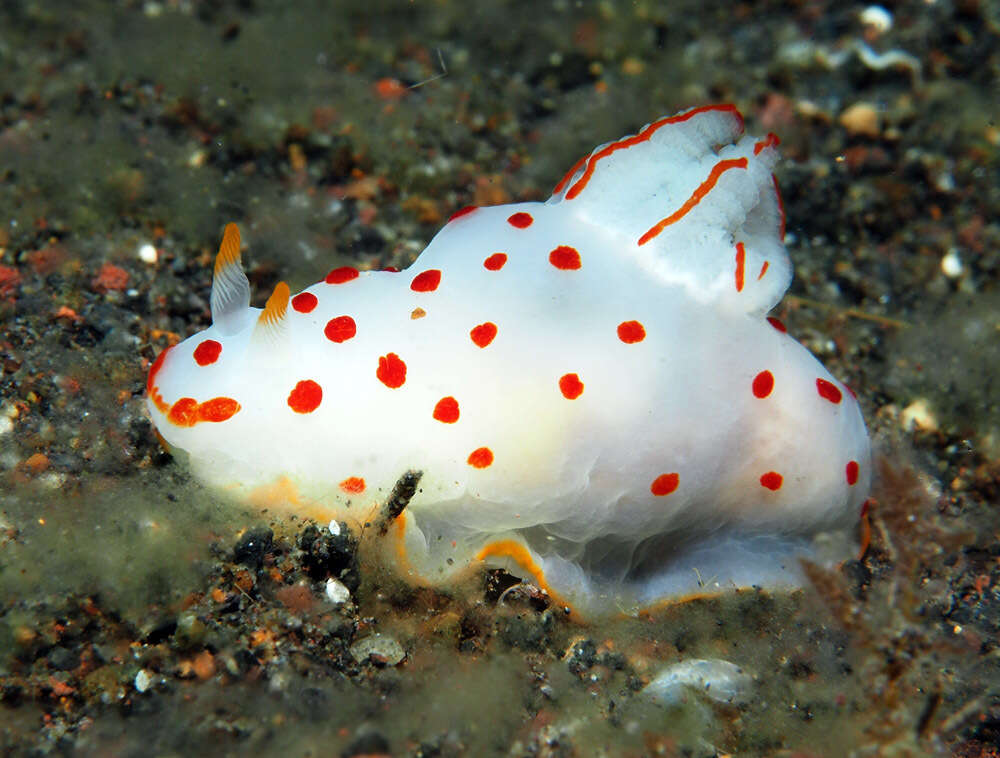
[2,1,999,755]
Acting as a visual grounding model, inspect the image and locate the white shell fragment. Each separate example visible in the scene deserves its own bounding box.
[350,633,406,665]
[642,658,754,707]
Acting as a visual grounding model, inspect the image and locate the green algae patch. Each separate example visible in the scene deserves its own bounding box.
[0,470,241,618]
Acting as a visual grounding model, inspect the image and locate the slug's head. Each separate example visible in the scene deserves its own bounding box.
[146,223,289,443]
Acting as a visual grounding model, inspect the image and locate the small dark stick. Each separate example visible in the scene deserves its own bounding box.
[376,470,422,535]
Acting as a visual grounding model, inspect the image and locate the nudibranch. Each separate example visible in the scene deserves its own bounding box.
[147,104,870,616]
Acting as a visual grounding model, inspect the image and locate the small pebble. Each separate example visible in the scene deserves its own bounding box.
[859,5,892,35]
[901,398,938,432]
[941,249,963,278]
[840,103,880,138]
[134,669,152,693]
[324,577,351,604]
[137,243,158,264]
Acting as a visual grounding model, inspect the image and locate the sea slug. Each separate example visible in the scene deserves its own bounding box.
[147,104,871,616]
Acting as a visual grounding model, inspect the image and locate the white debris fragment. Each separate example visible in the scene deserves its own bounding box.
[860,6,893,35]
[941,249,963,278]
[350,634,405,665]
[138,243,158,264]
[134,669,153,693]
[324,577,351,605]
[901,398,938,432]
[328,519,341,536]
[779,39,922,85]
[642,658,754,707]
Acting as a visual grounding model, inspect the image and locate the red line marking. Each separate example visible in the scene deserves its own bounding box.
[734,242,746,292]
[552,154,588,195]
[638,157,749,246]
[147,346,172,396]
[753,132,780,155]
[565,104,743,201]
[448,205,478,223]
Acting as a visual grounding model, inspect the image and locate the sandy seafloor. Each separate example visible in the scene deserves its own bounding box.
[1,1,999,755]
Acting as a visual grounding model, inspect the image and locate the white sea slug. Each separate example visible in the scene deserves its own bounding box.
[146,104,871,616]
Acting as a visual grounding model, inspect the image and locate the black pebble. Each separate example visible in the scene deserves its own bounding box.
[233,527,273,568]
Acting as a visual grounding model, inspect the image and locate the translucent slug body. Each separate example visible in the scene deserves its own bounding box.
[147,105,870,616]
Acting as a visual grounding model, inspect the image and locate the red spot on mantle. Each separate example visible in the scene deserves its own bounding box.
[760,471,783,491]
[292,292,318,313]
[324,316,357,343]
[288,380,323,413]
[433,396,460,423]
[816,378,843,404]
[410,269,441,292]
[549,245,581,270]
[470,322,498,348]
[507,212,533,229]
[752,370,774,399]
[617,320,646,344]
[483,253,507,271]
[193,340,222,366]
[339,476,366,494]
[325,266,359,284]
[468,447,494,468]
[376,353,407,388]
[559,373,584,399]
[650,473,679,496]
